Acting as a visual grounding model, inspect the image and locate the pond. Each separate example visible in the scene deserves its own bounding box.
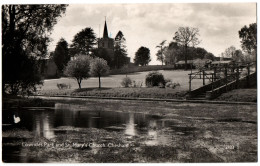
[2,103,196,162]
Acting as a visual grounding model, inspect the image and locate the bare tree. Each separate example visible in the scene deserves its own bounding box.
[173,27,200,70]
[156,40,167,65]
[223,46,236,58]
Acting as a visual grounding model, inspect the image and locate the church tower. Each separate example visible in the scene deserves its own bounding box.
[98,20,114,50]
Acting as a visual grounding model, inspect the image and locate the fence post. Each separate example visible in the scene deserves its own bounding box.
[189,74,191,92]
[225,66,228,92]
[214,67,217,81]
[236,66,239,88]
[247,64,250,87]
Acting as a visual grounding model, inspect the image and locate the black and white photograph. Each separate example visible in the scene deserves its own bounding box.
[1,0,258,163]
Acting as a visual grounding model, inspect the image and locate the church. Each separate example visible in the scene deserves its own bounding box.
[97,20,131,67]
[97,20,115,60]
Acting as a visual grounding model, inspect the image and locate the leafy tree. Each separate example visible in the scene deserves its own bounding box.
[64,55,92,89]
[164,47,178,65]
[91,48,112,67]
[90,58,110,88]
[2,4,68,94]
[173,27,200,70]
[70,27,97,56]
[115,31,126,49]
[114,31,129,68]
[53,38,70,73]
[233,49,244,62]
[204,52,215,61]
[134,46,151,66]
[223,46,236,58]
[156,40,167,65]
[194,47,208,59]
[4,48,43,95]
[239,23,257,60]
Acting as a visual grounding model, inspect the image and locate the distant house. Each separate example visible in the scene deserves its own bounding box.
[175,59,212,69]
[175,60,194,69]
[211,60,232,68]
[214,57,232,61]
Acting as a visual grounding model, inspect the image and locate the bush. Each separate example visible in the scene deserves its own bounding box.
[165,78,172,84]
[121,77,132,87]
[57,83,71,90]
[145,71,165,87]
[132,81,143,88]
[166,82,180,89]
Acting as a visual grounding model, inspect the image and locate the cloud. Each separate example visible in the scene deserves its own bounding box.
[49,3,256,64]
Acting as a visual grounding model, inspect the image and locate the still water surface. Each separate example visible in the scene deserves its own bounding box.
[3,103,190,162]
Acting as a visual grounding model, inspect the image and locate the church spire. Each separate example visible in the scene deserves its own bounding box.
[103,19,109,38]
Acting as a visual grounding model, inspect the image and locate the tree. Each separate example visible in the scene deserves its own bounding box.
[114,31,129,69]
[233,49,244,63]
[164,47,178,65]
[53,38,70,73]
[134,46,151,66]
[194,47,208,59]
[91,48,112,67]
[90,58,110,88]
[115,31,126,49]
[173,27,200,70]
[4,48,43,95]
[221,46,245,62]
[223,46,236,58]
[64,55,92,89]
[70,27,96,57]
[2,4,68,94]
[239,23,257,60]
[204,52,215,61]
[156,40,167,65]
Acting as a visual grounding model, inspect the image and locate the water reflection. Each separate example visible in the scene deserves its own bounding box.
[33,113,55,139]
[2,103,177,162]
[125,113,136,136]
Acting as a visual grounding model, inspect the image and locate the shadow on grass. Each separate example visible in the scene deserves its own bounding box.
[107,72,142,76]
[74,87,112,93]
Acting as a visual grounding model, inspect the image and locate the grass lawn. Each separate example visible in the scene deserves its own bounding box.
[40,70,209,91]
[38,87,188,99]
[216,88,257,102]
[37,70,211,99]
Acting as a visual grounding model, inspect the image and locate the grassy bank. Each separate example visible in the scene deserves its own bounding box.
[2,100,257,162]
[38,87,188,99]
[216,89,257,102]
[2,95,55,108]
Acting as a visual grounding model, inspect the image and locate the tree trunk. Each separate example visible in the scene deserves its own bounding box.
[98,75,101,88]
[77,78,81,89]
[184,44,188,70]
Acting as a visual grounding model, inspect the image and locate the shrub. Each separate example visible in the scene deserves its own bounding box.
[165,78,172,84]
[121,77,132,87]
[166,82,181,89]
[132,81,143,88]
[145,71,165,87]
[57,83,71,90]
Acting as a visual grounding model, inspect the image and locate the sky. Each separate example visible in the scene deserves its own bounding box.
[48,3,256,65]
